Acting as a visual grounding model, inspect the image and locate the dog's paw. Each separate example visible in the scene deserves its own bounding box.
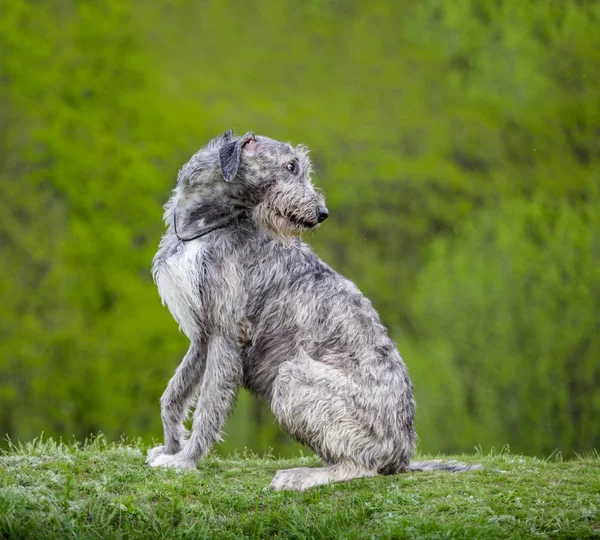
[146,445,167,464]
[147,452,197,470]
[269,467,331,491]
[146,440,191,465]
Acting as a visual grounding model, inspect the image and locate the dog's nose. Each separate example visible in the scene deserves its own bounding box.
[316,206,329,223]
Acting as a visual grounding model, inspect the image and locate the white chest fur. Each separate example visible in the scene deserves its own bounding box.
[155,239,207,339]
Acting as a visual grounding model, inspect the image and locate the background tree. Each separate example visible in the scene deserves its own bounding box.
[1,0,598,457]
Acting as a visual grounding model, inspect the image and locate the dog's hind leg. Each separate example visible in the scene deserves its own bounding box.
[147,342,206,463]
[269,349,402,491]
[270,461,377,491]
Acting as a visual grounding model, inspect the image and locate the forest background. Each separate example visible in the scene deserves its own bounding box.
[1,0,598,458]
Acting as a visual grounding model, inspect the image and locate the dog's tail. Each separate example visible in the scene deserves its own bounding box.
[408,460,482,472]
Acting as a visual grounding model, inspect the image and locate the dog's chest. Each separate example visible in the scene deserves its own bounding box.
[155,239,207,339]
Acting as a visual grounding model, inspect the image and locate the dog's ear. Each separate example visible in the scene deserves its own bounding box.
[219,136,241,182]
[219,131,255,182]
[220,128,234,143]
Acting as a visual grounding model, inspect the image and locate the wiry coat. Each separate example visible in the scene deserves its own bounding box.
[147,131,475,491]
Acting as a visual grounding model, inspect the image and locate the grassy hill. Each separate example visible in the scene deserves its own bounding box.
[0,438,598,539]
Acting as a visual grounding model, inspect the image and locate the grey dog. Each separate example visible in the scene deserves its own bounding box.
[147,130,479,490]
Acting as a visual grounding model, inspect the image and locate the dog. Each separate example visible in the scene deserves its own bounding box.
[147,130,479,490]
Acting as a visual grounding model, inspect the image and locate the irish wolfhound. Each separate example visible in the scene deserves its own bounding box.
[147,130,479,490]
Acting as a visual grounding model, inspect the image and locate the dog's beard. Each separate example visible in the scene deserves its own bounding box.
[252,203,318,242]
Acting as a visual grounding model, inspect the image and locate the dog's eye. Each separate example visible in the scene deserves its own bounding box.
[286,161,297,174]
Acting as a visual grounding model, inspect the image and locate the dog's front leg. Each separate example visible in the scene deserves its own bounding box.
[146,342,207,465]
[147,333,242,470]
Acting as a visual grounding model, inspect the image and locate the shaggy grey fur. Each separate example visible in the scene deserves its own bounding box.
[147,130,480,490]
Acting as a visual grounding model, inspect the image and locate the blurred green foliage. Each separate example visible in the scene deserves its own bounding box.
[0,0,598,457]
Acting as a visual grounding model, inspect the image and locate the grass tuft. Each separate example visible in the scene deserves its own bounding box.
[1,437,598,538]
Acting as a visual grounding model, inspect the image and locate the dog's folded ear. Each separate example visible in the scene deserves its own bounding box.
[219,135,241,182]
[219,131,256,182]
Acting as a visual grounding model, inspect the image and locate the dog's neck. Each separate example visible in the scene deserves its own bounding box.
[172,212,240,242]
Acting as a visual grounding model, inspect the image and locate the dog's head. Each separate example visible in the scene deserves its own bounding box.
[172,130,327,241]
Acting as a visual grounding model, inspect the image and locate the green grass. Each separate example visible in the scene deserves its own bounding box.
[0,438,598,539]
